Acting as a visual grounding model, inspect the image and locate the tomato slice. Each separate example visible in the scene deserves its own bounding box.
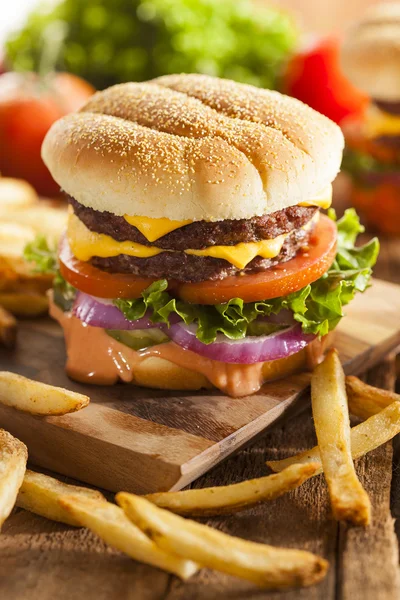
[177,214,337,304]
[60,214,337,304]
[59,236,158,299]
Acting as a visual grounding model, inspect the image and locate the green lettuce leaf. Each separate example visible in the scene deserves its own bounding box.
[341,147,399,183]
[23,235,58,274]
[116,209,379,343]
[23,235,76,311]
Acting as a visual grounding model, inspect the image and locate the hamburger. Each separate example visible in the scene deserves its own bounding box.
[340,3,400,234]
[40,74,378,397]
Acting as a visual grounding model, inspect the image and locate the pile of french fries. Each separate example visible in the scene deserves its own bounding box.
[0,176,67,345]
[0,351,399,589]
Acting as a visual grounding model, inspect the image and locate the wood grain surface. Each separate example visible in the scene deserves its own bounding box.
[0,278,400,495]
[0,355,398,599]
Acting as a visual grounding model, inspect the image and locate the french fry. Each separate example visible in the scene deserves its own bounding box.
[60,496,199,580]
[117,493,328,589]
[0,222,37,261]
[0,429,27,529]
[310,350,371,525]
[0,306,17,348]
[346,376,399,419]
[267,402,400,475]
[0,196,67,320]
[0,371,89,416]
[17,470,106,527]
[1,204,66,242]
[0,293,49,317]
[0,177,38,212]
[145,462,319,516]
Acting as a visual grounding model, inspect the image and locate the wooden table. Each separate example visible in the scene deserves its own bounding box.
[1,205,399,599]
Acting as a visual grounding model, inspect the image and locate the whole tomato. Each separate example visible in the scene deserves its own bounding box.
[0,72,95,196]
[283,37,368,125]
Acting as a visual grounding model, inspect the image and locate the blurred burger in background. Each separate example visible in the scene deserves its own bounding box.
[340,3,400,235]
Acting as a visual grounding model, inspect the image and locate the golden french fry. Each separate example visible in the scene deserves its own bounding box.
[0,293,49,317]
[0,371,89,416]
[0,222,39,261]
[145,462,319,516]
[0,177,38,212]
[346,376,399,419]
[0,429,27,529]
[0,199,66,319]
[0,198,66,261]
[117,493,328,589]
[310,350,371,525]
[268,402,400,475]
[1,204,66,243]
[0,306,17,348]
[16,470,106,527]
[60,496,199,580]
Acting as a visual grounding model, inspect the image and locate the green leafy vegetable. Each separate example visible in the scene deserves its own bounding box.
[341,147,399,184]
[52,272,76,312]
[116,210,379,343]
[23,235,76,311]
[6,0,297,91]
[23,235,58,274]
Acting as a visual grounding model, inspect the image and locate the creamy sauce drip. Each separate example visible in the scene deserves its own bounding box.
[50,301,265,396]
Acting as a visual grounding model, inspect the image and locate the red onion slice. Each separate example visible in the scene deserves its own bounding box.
[166,323,315,364]
[73,292,156,330]
[73,293,314,364]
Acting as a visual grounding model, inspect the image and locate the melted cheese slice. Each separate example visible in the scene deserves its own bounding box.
[123,215,192,242]
[187,212,319,269]
[299,184,332,209]
[366,106,400,138]
[186,236,287,269]
[68,212,163,262]
[69,210,318,269]
[123,187,331,242]
[68,212,289,268]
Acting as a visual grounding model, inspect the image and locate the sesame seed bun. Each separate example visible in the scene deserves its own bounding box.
[340,3,400,101]
[42,74,343,221]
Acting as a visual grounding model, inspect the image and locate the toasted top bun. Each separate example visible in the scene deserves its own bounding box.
[341,3,400,101]
[42,74,343,221]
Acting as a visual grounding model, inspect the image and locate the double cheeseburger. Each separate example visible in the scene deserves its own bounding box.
[41,74,378,397]
[340,3,400,234]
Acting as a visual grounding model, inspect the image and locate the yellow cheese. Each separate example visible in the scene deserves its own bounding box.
[366,106,400,138]
[68,212,288,268]
[299,184,332,210]
[68,212,163,262]
[123,215,192,242]
[122,189,330,243]
[186,236,287,270]
[186,212,319,269]
[69,210,318,270]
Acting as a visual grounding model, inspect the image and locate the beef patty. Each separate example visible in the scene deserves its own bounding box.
[90,226,313,283]
[69,196,317,251]
[374,99,400,116]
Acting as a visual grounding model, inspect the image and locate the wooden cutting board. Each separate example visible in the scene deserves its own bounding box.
[0,277,399,495]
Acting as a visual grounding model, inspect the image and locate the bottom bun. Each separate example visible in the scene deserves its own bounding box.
[126,336,330,394]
